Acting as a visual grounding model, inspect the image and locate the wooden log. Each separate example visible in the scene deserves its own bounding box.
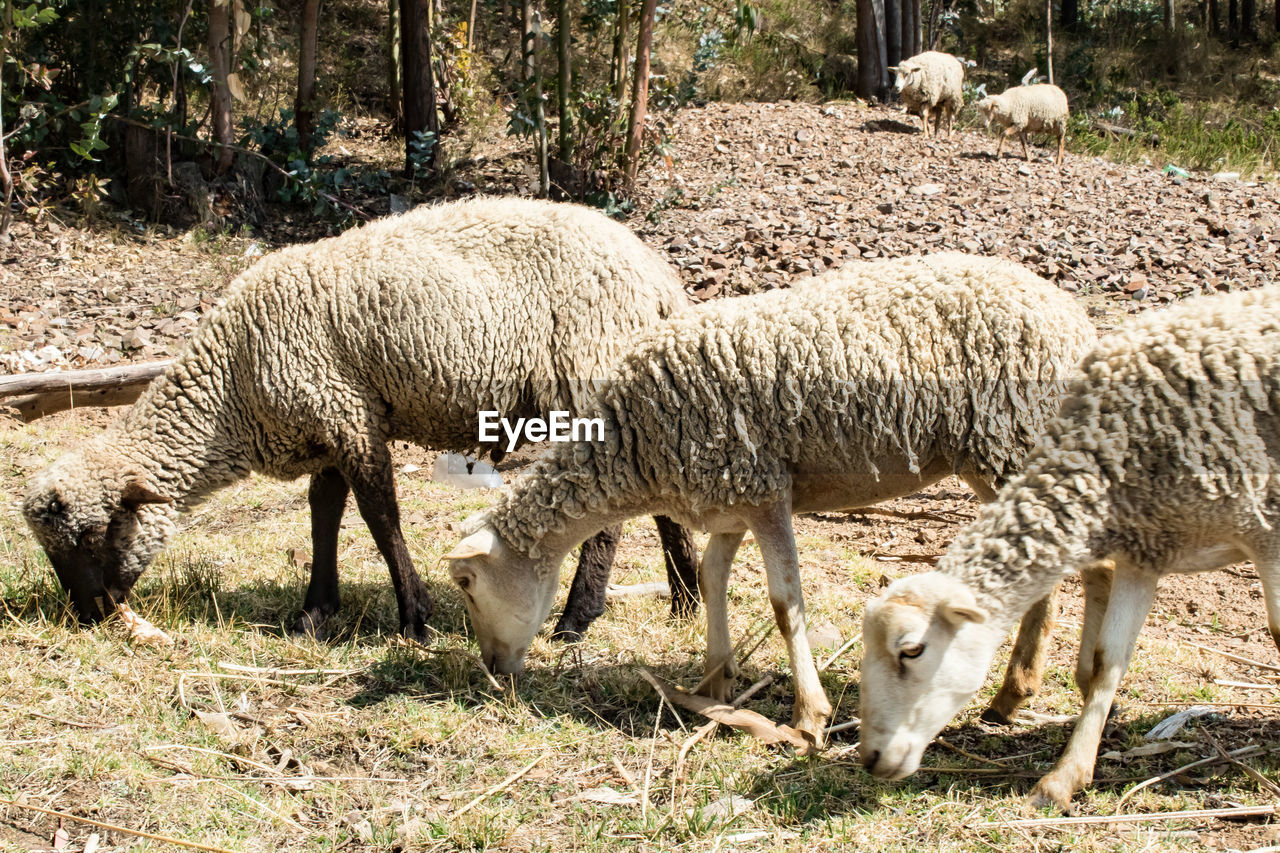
[1096,121,1160,147]
[0,361,170,422]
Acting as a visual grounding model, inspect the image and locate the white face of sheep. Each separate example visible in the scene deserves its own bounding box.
[859,573,1003,780]
[892,64,917,94]
[442,527,559,675]
[976,96,998,129]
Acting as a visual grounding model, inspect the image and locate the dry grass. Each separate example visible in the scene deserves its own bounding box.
[2,412,1279,852]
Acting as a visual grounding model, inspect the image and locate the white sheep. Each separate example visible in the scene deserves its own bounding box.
[976,83,1069,166]
[891,51,965,138]
[859,284,1280,810]
[22,197,700,641]
[442,252,1096,747]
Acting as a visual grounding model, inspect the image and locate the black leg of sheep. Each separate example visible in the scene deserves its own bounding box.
[655,516,700,619]
[293,466,350,639]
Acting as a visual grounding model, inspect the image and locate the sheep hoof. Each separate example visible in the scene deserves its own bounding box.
[979,705,1014,725]
[291,608,334,641]
[1027,775,1079,814]
[550,625,586,644]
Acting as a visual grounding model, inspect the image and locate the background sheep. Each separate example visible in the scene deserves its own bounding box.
[442,252,1096,747]
[977,83,1069,165]
[23,197,699,641]
[891,51,965,138]
[859,284,1280,810]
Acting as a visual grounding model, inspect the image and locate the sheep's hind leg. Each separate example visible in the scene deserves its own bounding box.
[552,526,620,642]
[746,501,832,748]
[1020,131,1031,161]
[656,516,700,620]
[982,589,1057,723]
[341,441,433,640]
[1073,560,1115,695]
[1029,558,1157,812]
[292,467,350,639]
[697,530,745,703]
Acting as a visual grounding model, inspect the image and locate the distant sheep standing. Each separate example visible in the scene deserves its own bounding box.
[442,253,1096,747]
[23,197,699,641]
[977,83,1069,166]
[860,285,1280,809]
[891,51,965,138]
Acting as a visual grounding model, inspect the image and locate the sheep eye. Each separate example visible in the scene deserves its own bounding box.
[899,644,925,660]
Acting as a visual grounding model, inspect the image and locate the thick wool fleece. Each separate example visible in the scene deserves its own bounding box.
[979,84,1069,138]
[898,51,964,128]
[939,284,1280,615]
[484,252,1097,558]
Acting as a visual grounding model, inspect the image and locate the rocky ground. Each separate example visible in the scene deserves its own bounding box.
[3,99,1279,373]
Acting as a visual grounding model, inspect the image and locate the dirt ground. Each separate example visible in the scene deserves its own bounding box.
[2,100,1279,851]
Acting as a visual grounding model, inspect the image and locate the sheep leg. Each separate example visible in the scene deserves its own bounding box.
[747,502,832,748]
[1029,560,1157,812]
[1056,130,1066,167]
[697,530,745,703]
[1252,550,1280,654]
[1020,131,1031,161]
[342,446,433,640]
[921,110,932,139]
[1074,560,1115,695]
[292,467,350,639]
[995,128,1014,159]
[655,515,700,620]
[982,590,1057,723]
[552,526,620,642]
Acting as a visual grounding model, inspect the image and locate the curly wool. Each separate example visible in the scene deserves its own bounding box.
[896,52,965,132]
[977,84,1069,139]
[26,196,686,526]
[940,284,1280,613]
[487,253,1097,556]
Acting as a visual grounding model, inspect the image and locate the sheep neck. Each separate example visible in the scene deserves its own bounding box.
[938,449,1110,631]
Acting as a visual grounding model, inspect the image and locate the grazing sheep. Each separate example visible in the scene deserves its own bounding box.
[977,83,1069,166]
[859,285,1280,809]
[442,253,1096,747]
[891,51,965,138]
[23,197,699,641]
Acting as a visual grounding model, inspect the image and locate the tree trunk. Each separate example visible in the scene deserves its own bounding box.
[623,0,657,184]
[885,0,901,69]
[208,0,235,173]
[1060,0,1078,28]
[856,0,889,99]
[401,0,438,174]
[557,0,574,160]
[1164,0,1175,31]
[295,0,322,144]
[612,0,630,110]
[388,0,403,129]
[533,11,550,196]
[1046,0,1054,84]
[1228,0,1238,37]
[1241,0,1254,37]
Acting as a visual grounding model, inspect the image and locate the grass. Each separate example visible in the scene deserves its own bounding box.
[2,414,1280,851]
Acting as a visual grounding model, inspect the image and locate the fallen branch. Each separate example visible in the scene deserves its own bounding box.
[979,803,1277,830]
[1184,640,1280,674]
[845,507,973,524]
[1095,121,1160,147]
[1114,744,1263,812]
[638,668,810,751]
[1,361,171,422]
[453,754,546,818]
[873,553,942,564]
[0,798,239,853]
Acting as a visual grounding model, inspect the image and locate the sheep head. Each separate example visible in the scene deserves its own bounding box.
[892,62,920,94]
[859,572,1001,780]
[443,523,560,675]
[24,448,175,624]
[976,95,1001,129]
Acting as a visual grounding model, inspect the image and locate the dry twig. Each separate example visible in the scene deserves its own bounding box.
[1114,744,1263,813]
[980,803,1278,830]
[453,754,546,818]
[0,798,240,853]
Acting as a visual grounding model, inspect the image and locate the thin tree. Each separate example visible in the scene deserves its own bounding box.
[886,0,901,69]
[208,0,235,172]
[388,0,402,129]
[623,0,657,184]
[611,0,630,115]
[295,0,322,143]
[1164,0,1175,31]
[1241,0,1254,37]
[0,10,12,240]
[556,0,574,160]
[1046,0,1054,84]
[401,0,438,174]
[856,0,889,99]
[522,2,550,195]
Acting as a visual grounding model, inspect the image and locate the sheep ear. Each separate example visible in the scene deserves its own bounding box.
[941,597,988,626]
[121,479,172,509]
[442,529,497,561]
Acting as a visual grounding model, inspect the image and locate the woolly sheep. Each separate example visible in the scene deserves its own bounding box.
[891,51,965,138]
[859,285,1280,809]
[442,252,1096,747]
[976,83,1069,166]
[23,197,699,641]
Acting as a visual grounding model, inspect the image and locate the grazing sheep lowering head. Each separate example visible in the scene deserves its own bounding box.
[975,95,998,129]
[859,572,1002,780]
[23,447,175,623]
[443,523,560,674]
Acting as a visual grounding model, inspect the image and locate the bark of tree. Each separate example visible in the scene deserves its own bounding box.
[1241,0,1254,37]
[1060,0,1078,29]
[612,0,630,111]
[556,0,574,160]
[522,3,549,195]
[1228,0,1238,37]
[208,0,235,173]
[885,0,902,69]
[295,0,322,144]
[1046,0,1054,84]
[0,23,12,241]
[856,0,890,99]
[1164,0,1175,31]
[401,0,438,174]
[901,0,919,58]
[623,0,657,184]
[388,0,403,128]
[0,362,172,422]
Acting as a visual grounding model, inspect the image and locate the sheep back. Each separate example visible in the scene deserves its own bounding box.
[984,84,1069,135]
[898,51,964,117]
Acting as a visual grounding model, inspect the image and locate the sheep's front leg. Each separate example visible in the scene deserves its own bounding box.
[655,515,700,620]
[341,442,433,640]
[921,110,932,139]
[1019,130,1031,161]
[293,467,350,639]
[747,502,831,748]
[697,530,745,702]
[995,126,1017,159]
[1074,560,1115,695]
[982,589,1057,723]
[1254,551,1280,654]
[553,525,620,641]
[1056,130,1066,167]
[1029,561,1157,811]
